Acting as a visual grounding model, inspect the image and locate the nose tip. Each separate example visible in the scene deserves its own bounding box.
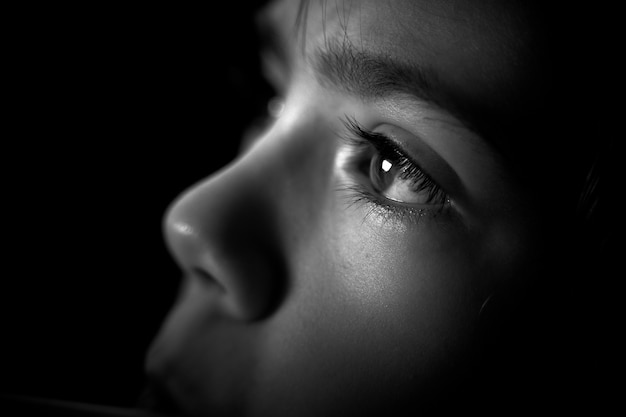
[164,218,225,290]
[161,169,285,321]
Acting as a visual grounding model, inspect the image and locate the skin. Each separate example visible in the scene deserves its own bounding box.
[144,1,563,416]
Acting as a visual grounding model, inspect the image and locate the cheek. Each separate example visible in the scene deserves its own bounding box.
[326,214,482,356]
[252,209,483,411]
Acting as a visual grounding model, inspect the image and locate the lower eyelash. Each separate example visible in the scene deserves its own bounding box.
[338,183,449,227]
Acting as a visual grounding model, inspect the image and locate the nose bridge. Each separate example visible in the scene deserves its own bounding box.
[164,130,298,249]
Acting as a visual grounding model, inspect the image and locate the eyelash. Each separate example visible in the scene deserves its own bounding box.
[340,116,450,224]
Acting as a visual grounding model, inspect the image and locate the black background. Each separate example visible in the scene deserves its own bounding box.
[2,3,270,407]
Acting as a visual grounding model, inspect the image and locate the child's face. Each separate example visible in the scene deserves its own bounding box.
[146,0,553,415]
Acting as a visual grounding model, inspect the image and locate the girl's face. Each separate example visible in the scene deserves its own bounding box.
[146,1,553,415]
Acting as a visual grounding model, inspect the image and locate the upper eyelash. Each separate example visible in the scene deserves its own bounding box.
[340,116,449,206]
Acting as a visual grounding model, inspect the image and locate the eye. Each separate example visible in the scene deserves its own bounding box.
[343,117,449,208]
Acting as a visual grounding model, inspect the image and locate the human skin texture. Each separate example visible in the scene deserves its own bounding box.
[144,1,560,416]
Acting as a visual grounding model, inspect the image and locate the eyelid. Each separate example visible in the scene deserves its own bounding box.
[373,124,468,206]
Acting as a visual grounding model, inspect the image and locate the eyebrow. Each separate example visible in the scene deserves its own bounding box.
[311,38,509,153]
[259,6,493,145]
[312,38,523,171]
[312,38,443,110]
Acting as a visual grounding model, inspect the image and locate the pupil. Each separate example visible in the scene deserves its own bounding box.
[371,156,396,195]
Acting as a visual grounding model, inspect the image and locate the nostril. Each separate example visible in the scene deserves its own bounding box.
[161,160,288,322]
[191,266,225,292]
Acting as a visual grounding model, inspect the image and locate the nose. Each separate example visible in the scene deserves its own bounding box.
[162,146,285,321]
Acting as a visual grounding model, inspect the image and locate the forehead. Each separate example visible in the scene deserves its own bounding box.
[267,0,538,99]
[263,0,547,157]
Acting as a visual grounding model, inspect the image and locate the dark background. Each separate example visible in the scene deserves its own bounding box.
[2,3,271,407]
